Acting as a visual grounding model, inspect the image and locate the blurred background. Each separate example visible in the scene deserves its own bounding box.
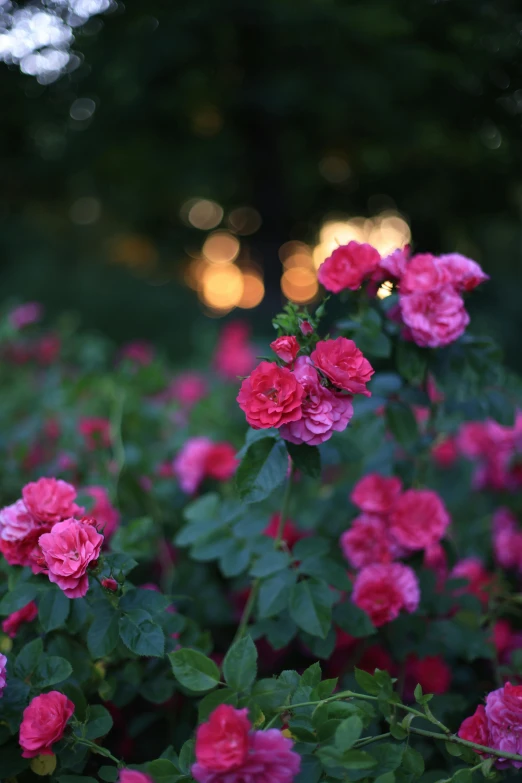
[1,0,522,366]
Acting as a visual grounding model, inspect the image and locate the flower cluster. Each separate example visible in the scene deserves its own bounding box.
[457,415,522,491]
[318,240,488,348]
[340,474,450,626]
[459,682,522,768]
[192,705,300,783]
[237,336,373,445]
[0,477,104,598]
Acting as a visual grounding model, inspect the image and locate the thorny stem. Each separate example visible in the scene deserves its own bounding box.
[74,736,122,766]
[232,462,296,644]
[279,689,522,764]
[354,733,391,748]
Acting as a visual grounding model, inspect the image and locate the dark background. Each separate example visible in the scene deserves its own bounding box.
[1,0,522,365]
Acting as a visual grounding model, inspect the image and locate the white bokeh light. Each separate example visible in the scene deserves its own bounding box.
[0,0,114,82]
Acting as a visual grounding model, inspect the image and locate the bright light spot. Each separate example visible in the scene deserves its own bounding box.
[238,271,264,309]
[312,212,411,269]
[182,198,223,230]
[70,196,100,224]
[0,1,112,81]
[192,105,223,136]
[70,97,96,120]
[319,153,351,184]
[201,264,243,310]
[376,281,394,299]
[281,267,319,304]
[227,206,262,235]
[184,257,207,290]
[202,231,240,264]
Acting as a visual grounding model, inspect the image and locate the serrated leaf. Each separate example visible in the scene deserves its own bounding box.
[14,638,43,680]
[250,551,290,578]
[87,600,120,658]
[169,648,220,692]
[119,609,165,657]
[335,715,363,750]
[34,656,72,688]
[236,438,288,503]
[258,570,296,618]
[223,635,257,691]
[285,442,321,479]
[38,587,70,632]
[354,668,380,695]
[289,580,333,639]
[85,704,113,740]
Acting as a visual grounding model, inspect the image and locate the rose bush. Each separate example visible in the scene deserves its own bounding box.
[0,240,521,783]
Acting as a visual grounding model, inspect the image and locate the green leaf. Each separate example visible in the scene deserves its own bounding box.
[250,551,290,578]
[14,638,43,680]
[375,774,395,783]
[402,746,424,777]
[120,588,171,615]
[385,402,418,446]
[178,739,195,773]
[87,600,120,658]
[301,662,322,687]
[289,579,334,639]
[236,437,288,503]
[147,759,180,783]
[445,741,463,757]
[285,442,321,479]
[169,648,220,692]
[258,570,296,618]
[0,583,38,615]
[223,635,257,691]
[85,704,113,740]
[370,743,404,776]
[335,715,363,750]
[99,767,119,782]
[38,587,70,632]
[396,341,427,385]
[220,541,251,577]
[298,556,351,590]
[334,601,375,638]
[119,609,165,657]
[354,668,380,695]
[293,537,330,560]
[34,656,72,688]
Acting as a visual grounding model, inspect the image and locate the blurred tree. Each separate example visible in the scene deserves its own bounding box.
[0,0,522,362]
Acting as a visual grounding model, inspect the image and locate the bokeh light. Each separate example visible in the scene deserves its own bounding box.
[376,280,394,299]
[70,196,101,224]
[181,198,223,230]
[237,270,265,309]
[312,211,410,270]
[281,267,318,304]
[201,264,244,310]
[202,231,240,264]
[227,207,262,235]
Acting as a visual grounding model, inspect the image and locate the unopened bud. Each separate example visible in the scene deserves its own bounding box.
[101,577,118,592]
[299,320,313,336]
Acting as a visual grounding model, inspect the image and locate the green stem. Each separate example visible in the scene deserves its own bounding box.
[232,461,296,643]
[408,727,522,763]
[354,733,391,748]
[75,737,122,766]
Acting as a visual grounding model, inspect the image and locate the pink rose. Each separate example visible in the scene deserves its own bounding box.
[170,372,208,407]
[214,322,256,380]
[237,361,304,429]
[204,443,238,482]
[350,474,402,515]
[2,601,38,638]
[119,773,154,783]
[0,500,37,541]
[19,691,75,757]
[352,562,420,627]
[379,246,410,281]
[0,524,50,571]
[458,705,490,753]
[279,356,353,446]
[39,518,104,598]
[389,489,450,551]
[22,478,83,524]
[0,653,6,698]
[399,285,470,348]
[299,320,314,336]
[318,241,381,293]
[9,301,42,329]
[340,514,395,569]
[400,253,450,294]
[438,253,489,292]
[406,654,451,696]
[486,683,522,766]
[119,340,154,366]
[431,436,458,468]
[450,557,493,607]
[173,438,237,494]
[311,338,374,396]
[192,705,300,783]
[270,335,300,364]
